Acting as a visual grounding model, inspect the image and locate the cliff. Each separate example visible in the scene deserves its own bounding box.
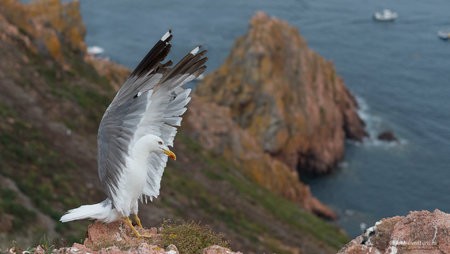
[195,12,367,177]
[187,11,366,219]
[0,1,348,253]
[338,210,450,254]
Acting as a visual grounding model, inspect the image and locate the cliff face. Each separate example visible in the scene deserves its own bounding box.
[0,0,115,246]
[0,0,86,64]
[0,1,348,253]
[195,12,367,176]
[185,96,336,219]
[339,210,450,254]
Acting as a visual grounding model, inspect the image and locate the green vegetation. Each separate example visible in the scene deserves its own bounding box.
[7,236,58,254]
[162,134,348,252]
[161,221,229,254]
[0,188,36,230]
[30,50,112,132]
[0,103,89,244]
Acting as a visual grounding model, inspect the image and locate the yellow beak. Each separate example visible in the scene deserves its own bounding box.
[163,149,176,160]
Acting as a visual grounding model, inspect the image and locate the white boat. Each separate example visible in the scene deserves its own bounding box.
[373,9,398,22]
[87,46,105,55]
[437,30,450,40]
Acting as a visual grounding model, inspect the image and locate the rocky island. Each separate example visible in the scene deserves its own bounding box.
[188,11,367,219]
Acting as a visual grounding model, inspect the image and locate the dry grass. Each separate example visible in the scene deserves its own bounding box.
[161,221,229,254]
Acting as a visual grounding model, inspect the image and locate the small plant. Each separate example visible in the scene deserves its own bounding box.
[161,221,229,254]
[37,235,55,254]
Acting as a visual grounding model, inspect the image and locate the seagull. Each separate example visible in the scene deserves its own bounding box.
[60,30,207,237]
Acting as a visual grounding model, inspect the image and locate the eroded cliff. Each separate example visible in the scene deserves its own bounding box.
[187,12,366,219]
[195,12,367,177]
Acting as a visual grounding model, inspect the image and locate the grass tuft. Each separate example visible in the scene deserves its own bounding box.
[161,221,229,254]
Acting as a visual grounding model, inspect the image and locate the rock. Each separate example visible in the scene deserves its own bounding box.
[0,0,86,65]
[195,11,367,176]
[83,221,160,251]
[165,244,179,254]
[338,210,450,254]
[186,11,367,218]
[186,96,337,219]
[203,245,243,254]
[377,131,398,142]
[53,221,164,253]
[46,222,240,254]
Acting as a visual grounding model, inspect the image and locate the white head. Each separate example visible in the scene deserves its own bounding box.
[144,134,176,160]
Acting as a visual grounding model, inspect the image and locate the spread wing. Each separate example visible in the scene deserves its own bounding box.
[139,47,207,201]
[97,30,207,206]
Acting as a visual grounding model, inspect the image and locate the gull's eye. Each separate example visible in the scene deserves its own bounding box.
[158,141,163,145]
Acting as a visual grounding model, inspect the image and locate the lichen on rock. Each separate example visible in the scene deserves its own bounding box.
[0,0,86,65]
[338,210,450,254]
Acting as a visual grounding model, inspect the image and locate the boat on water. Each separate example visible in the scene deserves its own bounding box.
[437,31,450,41]
[373,9,398,22]
[87,46,105,56]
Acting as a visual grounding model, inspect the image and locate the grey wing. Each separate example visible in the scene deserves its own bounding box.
[139,47,208,201]
[97,31,173,203]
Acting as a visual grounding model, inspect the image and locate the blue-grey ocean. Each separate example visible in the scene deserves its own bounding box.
[80,0,450,237]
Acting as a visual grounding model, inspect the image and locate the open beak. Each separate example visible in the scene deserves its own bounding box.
[163,148,176,160]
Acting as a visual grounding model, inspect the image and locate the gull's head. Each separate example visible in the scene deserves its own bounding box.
[153,136,176,160]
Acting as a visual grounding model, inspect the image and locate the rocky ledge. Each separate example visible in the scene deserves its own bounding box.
[21,222,240,254]
[338,210,450,254]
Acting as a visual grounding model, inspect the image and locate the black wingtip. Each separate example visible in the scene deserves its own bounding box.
[130,31,173,78]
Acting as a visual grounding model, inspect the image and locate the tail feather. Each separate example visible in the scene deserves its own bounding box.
[60,199,120,223]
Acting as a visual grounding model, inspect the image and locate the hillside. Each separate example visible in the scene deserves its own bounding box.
[0,0,347,253]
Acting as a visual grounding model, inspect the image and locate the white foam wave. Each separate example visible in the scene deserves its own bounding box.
[353,96,407,148]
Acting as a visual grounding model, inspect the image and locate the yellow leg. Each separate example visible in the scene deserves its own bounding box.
[123,217,150,238]
[132,214,143,228]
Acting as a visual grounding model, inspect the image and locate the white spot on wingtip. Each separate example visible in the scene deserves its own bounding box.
[161,30,171,41]
[195,73,205,80]
[190,46,200,55]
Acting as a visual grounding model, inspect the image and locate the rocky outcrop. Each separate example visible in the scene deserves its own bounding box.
[186,96,336,219]
[0,0,86,65]
[377,131,398,142]
[21,222,240,254]
[338,210,450,254]
[195,12,366,177]
[187,11,366,218]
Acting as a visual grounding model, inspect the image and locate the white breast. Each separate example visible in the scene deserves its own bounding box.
[112,137,150,216]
